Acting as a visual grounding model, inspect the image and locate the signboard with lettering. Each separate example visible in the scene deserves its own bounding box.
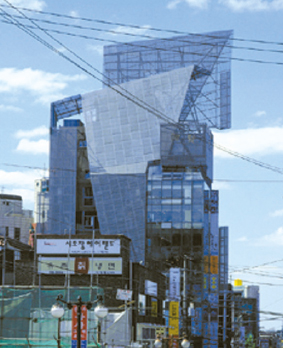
[38,257,122,274]
[169,268,181,300]
[145,280,157,297]
[72,305,87,348]
[116,289,133,301]
[210,256,218,274]
[37,239,120,255]
[169,301,179,336]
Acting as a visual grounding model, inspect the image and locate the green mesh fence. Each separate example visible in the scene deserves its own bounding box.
[0,287,104,347]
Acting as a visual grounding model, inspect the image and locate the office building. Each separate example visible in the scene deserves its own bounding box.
[47,30,232,345]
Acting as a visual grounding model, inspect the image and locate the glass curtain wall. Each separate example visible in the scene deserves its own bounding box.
[146,162,206,271]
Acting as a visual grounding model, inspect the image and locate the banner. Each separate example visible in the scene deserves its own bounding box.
[72,305,87,348]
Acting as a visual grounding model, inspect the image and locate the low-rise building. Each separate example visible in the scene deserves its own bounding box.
[0,193,33,244]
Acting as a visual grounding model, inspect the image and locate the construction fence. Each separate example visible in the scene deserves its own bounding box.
[0,286,103,347]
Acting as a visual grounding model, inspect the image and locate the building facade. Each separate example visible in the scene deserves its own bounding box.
[0,194,33,244]
[34,178,49,234]
[46,30,233,346]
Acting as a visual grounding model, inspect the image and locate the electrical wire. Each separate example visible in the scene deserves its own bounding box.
[2,16,283,67]
[2,2,283,327]
[1,3,283,50]
[2,3,283,179]
[2,14,283,57]
[0,2,182,127]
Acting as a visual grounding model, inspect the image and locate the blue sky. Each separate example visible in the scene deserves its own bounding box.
[1,0,283,330]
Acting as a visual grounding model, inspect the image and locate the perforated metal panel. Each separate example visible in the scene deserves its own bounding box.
[48,126,77,235]
[103,30,232,129]
[82,66,194,174]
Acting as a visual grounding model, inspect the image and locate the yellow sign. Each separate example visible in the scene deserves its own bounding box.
[151,299,157,317]
[169,301,179,336]
[203,275,208,289]
[210,256,218,274]
[204,256,209,273]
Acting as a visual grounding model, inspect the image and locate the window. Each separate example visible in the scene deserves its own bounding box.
[84,187,93,197]
[193,233,202,246]
[84,215,94,228]
[83,187,94,206]
[172,233,181,246]
[14,228,20,241]
[14,250,21,261]
[5,227,8,237]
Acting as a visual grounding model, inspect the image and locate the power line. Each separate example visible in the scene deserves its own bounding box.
[3,3,283,178]
[1,4,283,49]
[1,3,186,128]
[2,16,283,67]
[2,13,283,57]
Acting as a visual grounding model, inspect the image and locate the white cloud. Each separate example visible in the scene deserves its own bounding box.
[0,104,22,112]
[167,0,209,9]
[8,188,35,207]
[257,227,283,246]
[111,25,152,37]
[14,125,49,139]
[213,127,283,158]
[69,10,79,17]
[253,110,266,118]
[0,169,42,188]
[167,0,283,10]
[16,139,49,155]
[237,236,248,242]
[0,169,44,209]
[220,0,283,11]
[270,209,283,217]
[212,181,232,191]
[167,0,183,9]
[0,68,86,105]
[0,0,46,10]
[87,45,104,56]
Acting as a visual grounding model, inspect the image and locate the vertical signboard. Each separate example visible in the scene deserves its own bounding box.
[203,190,219,348]
[169,268,181,300]
[72,305,88,348]
[209,190,219,348]
[151,298,157,317]
[169,301,179,336]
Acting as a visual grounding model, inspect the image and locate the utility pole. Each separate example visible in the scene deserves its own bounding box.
[182,256,187,336]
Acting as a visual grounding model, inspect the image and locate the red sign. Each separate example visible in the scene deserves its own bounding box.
[72,305,88,341]
[168,335,179,348]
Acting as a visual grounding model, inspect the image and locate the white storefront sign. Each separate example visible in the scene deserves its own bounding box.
[116,289,133,301]
[36,239,120,255]
[145,280,158,297]
[38,257,122,275]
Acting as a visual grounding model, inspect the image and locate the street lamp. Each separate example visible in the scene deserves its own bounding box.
[181,335,190,348]
[154,335,162,348]
[51,303,64,348]
[53,294,107,348]
[94,302,108,347]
